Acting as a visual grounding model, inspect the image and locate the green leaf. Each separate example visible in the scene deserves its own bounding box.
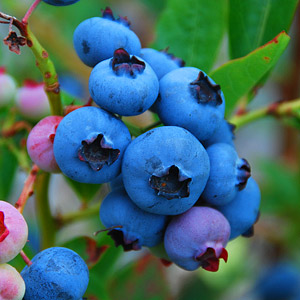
[108,254,171,300]
[210,32,290,116]
[153,0,227,72]
[0,145,18,199]
[229,0,299,59]
[64,175,102,203]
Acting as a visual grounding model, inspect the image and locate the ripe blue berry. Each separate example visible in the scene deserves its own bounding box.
[164,207,230,271]
[202,119,235,148]
[156,67,225,141]
[201,143,251,206]
[140,48,184,80]
[253,262,300,300]
[73,7,141,67]
[89,48,159,116]
[21,247,89,300]
[215,177,261,240]
[122,126,210,215]
[43,0,80,6]
[53,106,131,184]
[100,188,168,250]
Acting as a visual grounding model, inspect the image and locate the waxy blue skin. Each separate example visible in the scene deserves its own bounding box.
[164,207,230,271]
[253,262,300,300]
[89,54,159,116]
[201,143,251,206]
[73,17,141,67]
[53,106,131,184]
[122,126,210,215]
[21,247,89,300]
[202,119,235,148]
[140,48,183,80]
[100,188,168,249]
[43,0,80,6]
[156,67,225,141]
[216,177,260,240]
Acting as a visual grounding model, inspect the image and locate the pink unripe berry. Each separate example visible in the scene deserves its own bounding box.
[15,80,50,120]
[27,116,63,173]
[0,201,28,264]
[0,263,25,300]
[0,67,17,107]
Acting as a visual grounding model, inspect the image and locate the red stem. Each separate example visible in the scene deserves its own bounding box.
[22,0,42,24]
[15,164,39,213]
[1,121,32,138]
[20,250,33,266]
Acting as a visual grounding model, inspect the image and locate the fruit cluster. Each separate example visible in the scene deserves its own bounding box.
[26,6,261,274]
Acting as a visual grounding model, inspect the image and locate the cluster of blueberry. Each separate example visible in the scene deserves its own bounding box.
[26,6,261,274]
[0,202,89,299]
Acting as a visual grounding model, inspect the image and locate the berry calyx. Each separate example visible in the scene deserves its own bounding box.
[236,158,251,190]
[111,48,145,77]
[107,229,140,251]
[102,7,130,27]
[190,71,223,106]
[149,165,191,200]
[196,247,228,272]
[0,211,9,242]
[78,134,120,171]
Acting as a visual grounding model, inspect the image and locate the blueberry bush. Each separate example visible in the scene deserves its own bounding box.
[0,0,300,299]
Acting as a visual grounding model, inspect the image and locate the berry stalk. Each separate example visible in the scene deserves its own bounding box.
[229,98,300,129]
[0,11,63,116]
[34,172,56,249]
[15,164,39,213]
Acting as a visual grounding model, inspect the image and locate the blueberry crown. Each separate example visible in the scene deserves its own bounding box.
[108,229,141,251]
[160,47,185,67]
[78,134,120,171]
[102,7,131,27]
[190,71,223,106]
[0,211,9,242]
[149,165,191,200]
[111,48,145,78]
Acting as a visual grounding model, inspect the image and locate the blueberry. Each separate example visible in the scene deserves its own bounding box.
[164,206,230,271]
[122,126,210,215]
[73,7,141,67]
[201,143,251,206]
[156,67,225,141]
[140,48,184,80]
[0,264,25,300]
[253,262,300,300]
[202,119,235,148]
[89,48,159,116]
[21,247,89,300]
[100,188,168,250]
[43,0,80,6]
[0,200,28,264]
[27,116,63,173]
[53,106,131,184]
[216,177,261,240]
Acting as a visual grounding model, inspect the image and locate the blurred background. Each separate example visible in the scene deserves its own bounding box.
[0,0,300,299]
